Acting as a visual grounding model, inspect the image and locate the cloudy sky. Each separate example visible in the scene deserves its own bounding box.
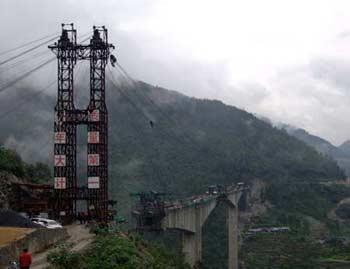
[1,0,350,145]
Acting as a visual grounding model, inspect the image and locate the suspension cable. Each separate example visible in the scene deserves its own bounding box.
[107,67,152,122]
[0,32,59,57]
[0,35,58,66]
[0,49,50,75]
[113,62,198,145]
[0,33,90,76]
[0,57,56,94]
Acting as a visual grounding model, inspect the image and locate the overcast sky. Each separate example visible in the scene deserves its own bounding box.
[1,0,350,145]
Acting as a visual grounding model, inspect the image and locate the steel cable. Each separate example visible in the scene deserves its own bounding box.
[0,32,59,57]
[0,57,56,94]
[0,36,58,66]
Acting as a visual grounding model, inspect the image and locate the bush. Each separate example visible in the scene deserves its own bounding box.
[47,234,189,269]
[335,203,350,221]
[47,245,81,269]
[0,145,51,183]
[0,146,25,178]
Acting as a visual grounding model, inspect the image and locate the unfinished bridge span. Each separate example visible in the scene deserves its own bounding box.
[133,183,247,269]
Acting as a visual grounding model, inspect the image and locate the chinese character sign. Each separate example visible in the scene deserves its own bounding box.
[88,132,100,144]
[88,154,100,166]
[89,110,100,122]
[54,155,66,167]
[54,132,66,144]
[88,177,100,189]
[54,177,66,189]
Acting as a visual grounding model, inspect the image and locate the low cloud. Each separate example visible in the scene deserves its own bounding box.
[1,0,350,147]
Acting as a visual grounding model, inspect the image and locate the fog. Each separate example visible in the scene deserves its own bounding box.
[1,0,350,146]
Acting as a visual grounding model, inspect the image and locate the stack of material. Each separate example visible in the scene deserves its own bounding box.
[0,210,40,228]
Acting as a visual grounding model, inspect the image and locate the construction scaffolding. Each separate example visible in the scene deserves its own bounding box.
[49,24,114,222]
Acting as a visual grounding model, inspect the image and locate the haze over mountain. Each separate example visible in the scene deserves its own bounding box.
[3,1,350,268]
[339,140,350,155]
[0,76,344,193]
[3,0,350,145]
[0,77,347,268]
[278,123,350,176]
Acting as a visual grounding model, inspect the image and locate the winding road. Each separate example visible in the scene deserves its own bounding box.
[31,224,94,269]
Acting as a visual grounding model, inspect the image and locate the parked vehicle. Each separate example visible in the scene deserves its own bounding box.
[30,218,63,229]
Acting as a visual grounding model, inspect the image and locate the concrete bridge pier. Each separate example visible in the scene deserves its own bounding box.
[160,184,246,269]
[182,230,201,267]
[182,206,202,267]
[227,204,238,269]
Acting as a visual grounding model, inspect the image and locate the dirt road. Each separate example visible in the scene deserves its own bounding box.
[31,224,94,269]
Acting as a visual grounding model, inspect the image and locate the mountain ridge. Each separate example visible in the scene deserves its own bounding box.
[0,79,347,269]
[278,123,350,176]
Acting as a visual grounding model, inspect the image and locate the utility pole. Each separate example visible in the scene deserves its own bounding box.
[49,24,114,222]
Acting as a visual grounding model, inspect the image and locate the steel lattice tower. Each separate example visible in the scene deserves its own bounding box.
[49,24,114,222]
[87,28,110,219]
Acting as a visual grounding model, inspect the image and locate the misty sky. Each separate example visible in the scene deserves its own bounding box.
[1,0,350,145]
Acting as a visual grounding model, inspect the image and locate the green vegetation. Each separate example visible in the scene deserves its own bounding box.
[241,231,350,269]
[266,182,350,224]
[0,145,51,183]
[238,182,350,268]
[107,82,345,267]
[108,82,344,209]
[1,82,348,267]
[335,204,350,221]
[0,145,25,177]
[202,203,228,269]
[241,233,322,269]
[47,232,190,269]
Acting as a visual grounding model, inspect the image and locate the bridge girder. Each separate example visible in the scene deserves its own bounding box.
[159,185,248,269]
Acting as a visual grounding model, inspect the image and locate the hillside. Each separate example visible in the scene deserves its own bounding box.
[0,146,51,210]
[46,231,189,269]
[0,81,344,197]
[280,125,339,156]
[339,140,350,155]
[0,80,347,268]
[280,124,350,176]
[0,145,50,183]
[108,82,344,202]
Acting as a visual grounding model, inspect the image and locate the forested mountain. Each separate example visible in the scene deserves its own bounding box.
[280,124,350,176]
[107,81,344,208]
[0,80,347,268]
[280,125,339,156]
[0,145,50,183]
[339,140,350,153]
[0,80,343,197]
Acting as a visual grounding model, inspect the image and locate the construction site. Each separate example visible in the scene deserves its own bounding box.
[0,24,250,269]
[3,3,347,268]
